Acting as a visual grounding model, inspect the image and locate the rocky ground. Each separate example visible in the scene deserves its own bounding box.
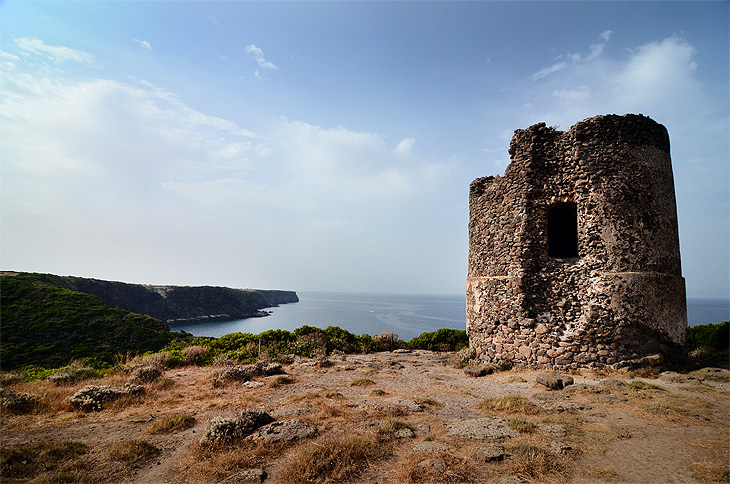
[1,350,728,484]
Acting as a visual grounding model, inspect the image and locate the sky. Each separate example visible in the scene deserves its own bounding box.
[1,1,728,298]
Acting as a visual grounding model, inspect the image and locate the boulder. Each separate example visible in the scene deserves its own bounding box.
[446,417,516,441]
[536,373,574,390]
[471,444,505,462]
[247,418,317,443]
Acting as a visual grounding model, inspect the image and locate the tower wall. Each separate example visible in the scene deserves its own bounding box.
[467,114,687,368]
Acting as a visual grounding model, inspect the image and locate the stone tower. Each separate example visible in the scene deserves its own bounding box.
[467,114,687,368]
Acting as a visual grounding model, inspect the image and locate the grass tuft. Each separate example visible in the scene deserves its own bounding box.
[376,417,413,436]
[507,445,570,483]
[106,439,160,463]
[507,417,536,433]
[351,378,375,387]
[626,380,665,391]
[145,414,196,434]
[278,435,391,483]
[477,396,540,415]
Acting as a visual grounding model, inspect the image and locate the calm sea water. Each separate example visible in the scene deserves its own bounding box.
[169,293,730,339]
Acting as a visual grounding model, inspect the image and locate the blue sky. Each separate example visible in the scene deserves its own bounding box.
[1,1,728,298]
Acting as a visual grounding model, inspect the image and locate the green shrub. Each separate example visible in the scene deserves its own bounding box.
[407,328,468,352]
[687,321,729,352]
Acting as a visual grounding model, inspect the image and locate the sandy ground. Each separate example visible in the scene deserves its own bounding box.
[2,350,728,484]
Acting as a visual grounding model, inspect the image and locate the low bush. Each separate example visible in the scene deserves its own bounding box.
[183,345,211,365]
[68,384,144,412]
[128,365,162,384]
[687,321,729,352]
[0,388,40,414]
[407,329,468,352]
[201,410,273,444]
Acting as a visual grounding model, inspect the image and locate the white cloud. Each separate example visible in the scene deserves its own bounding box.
[14,37,92,65]
[133,38,152,52]
[531,62,567,81]
[531,30,613,82]
[394,137,416,155]
[245,44,278,70]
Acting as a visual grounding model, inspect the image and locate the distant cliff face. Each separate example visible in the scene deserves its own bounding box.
[12,273,298,323]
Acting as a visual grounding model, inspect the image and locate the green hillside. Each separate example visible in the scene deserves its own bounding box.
[0,275,183,370]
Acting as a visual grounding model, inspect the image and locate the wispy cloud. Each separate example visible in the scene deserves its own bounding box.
[530,30,613,82]
[14,37,92,65]
[132,38,152,52]
[245,44,278,71]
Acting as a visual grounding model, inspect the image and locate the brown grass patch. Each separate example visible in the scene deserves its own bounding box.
[507,417,536,433]
[0,440,90,482]
[177,439,287,483]
[145,413,196,434]
[278,435,392,483]
[477,396,540,415]
[351,378,375,387]
[506,445,571,483]
[400,452,479,483]
[105,439,160,463]
[691,461,730,483]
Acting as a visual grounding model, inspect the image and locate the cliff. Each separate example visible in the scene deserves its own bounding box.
[2,272,298,324]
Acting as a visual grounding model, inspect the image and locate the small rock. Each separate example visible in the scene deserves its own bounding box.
[395,428,416,439]
[393,348,411,353]
[639,354,664,367]
[659,372,695,384]
[538,423,567,438]
[550,441,572,454]
[446,417,516,441]
[471,444,505,462]
[386,397,423,412]
[218,468,266,484]
[688,368,730,383]
[413,441,450,453]
[246,418,317,443]
[242,381,264,389]
[418,458,447,473]
[410,422,431,436]
[464,364,492,377]
[563,383,608,394]
[536,373,574,390]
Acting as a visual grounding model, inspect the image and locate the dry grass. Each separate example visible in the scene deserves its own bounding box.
[351,378,375,387]
[145,413,196,434]
[507,417,536,434]
[691,461,730,483]
[626,380,665,391]
[278,435,392,483]
[506,444,571,483]
[399,451,479,483]
[477,396,540,415]
[105,439,160,463]
[0,440,90,482]
[177,439,287,483]
[375,417,413,436]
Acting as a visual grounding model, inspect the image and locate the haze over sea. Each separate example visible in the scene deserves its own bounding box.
[170,293,729,341]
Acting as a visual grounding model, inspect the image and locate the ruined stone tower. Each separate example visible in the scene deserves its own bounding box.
[467,114,687,368]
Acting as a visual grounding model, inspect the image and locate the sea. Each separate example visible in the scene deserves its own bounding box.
[168,293,730,340]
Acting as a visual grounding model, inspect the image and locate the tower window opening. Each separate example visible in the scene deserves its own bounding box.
[548,202,578,258]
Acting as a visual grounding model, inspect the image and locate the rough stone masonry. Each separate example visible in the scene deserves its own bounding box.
[467,114,687,369]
